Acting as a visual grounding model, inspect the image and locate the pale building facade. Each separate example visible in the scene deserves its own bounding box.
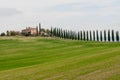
[22,27,37,36]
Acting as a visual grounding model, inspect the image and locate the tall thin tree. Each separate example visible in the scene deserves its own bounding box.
[78,32,80,40]
[93,30,95,41]
[86,31,89,41]
[50,27,53,37]
[39,23,41,36]
[96,30,99,41]
[116,31,119,42]
[90,31,92,41]
[104,30,106,42]
[83,30,86,41]
[108,30,111,42]
[80,31,83,40]
[36,26,39,36]
[112,30,114,42]
[100,31,103,42]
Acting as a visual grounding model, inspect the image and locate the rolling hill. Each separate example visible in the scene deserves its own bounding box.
[0,37,120,80]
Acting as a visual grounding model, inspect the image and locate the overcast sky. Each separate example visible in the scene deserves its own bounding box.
[0,0,120,33]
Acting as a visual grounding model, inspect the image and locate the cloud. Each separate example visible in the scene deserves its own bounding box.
[0,8,21,17]
[44,0,120,17]
[0,0,120,33]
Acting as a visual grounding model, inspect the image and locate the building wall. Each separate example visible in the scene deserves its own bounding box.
[22,27,37,36]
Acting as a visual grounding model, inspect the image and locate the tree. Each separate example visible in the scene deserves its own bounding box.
[112,30,114,42]
[46,29,51,36]
[50,27,53,37]
[6,30,10,36]
[96,30,99,41]
[60,28,63,38]
[41,28,45,32]
[56,28,59,37]
[65,30,68,39]
[39,23,41,35]
[108,30,111,42]
[90,31,92,41]
[10,31,16,36]
[116,31,119,42]
[83,30,86,41]
[78,32,80,40]
[104,30,106,42]
[1,32,5,36]
[74,32,77,40]
[100,31,103,41]
[80,31,83,40]
[68,31,70,39]
[58,28,61,38]
[36,26,39,36]
[63,30,66,39]
[86,31,89,41]
[93,31,95,41]
[71,31,74,40]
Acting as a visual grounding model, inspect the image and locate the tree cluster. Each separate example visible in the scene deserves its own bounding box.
[51,27,120,42]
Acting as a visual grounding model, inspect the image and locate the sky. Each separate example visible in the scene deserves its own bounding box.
[0,0,120,33]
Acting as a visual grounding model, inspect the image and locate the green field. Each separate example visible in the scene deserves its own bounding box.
[0,37,120,80]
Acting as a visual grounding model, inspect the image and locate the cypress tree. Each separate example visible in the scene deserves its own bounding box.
[65,30,68,39]
[73,31,75,40]
[75,32,77,40]
[68,30,70,39]
[80,31,83,40]
[100,31,103,42]
[64,30,66,39]
[50,27,53,37]
[72,31,75,40]
[78,32,80,40]
[93,31,95,41]
[54,28,57,37]
[71,31,74,40]
[104,30,106,42]
[56,28,58,37]
[65,30,67,39]
[96,30,99,41]
[67,30,70,39]
[108,30,111,42]
[53,28,55,36]
[70,31,72,39]
[62,29,64,39]
[6,30,10,36]
[36,26,39,36]
[86,31,89,41]
[39,23,41,36]
[112,30,114,42]
[83,30,86,41]
[57,28,59,37]
[90,31,92,41]
[116,31,119,42]
[58,28,60,38]
[61,29,63,38]
[53,28,57,37]
[60,28,62,38]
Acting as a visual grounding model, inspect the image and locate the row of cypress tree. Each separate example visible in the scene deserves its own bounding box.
[51,27,120,42]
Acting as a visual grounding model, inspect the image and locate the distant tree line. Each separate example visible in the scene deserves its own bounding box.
[0,24,119,42]
[0,31,21,36]
[6,31,21,36]
[51,27,120,42]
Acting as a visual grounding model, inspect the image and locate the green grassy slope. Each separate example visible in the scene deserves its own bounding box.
[0,37,120,80]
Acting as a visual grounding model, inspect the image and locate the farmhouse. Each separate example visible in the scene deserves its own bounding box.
[22,27,37,36]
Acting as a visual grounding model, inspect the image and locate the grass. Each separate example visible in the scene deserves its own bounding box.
[0,36,120,80]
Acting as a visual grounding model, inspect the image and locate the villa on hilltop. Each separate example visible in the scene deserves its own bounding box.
[21,27,37,36]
